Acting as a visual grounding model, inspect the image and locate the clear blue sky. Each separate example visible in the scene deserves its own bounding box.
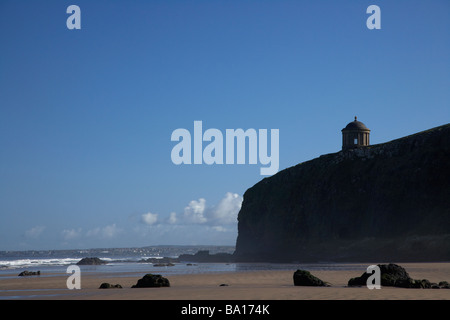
[0,0,449,250]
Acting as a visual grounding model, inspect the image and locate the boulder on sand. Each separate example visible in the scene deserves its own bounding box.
[348,263,449,289]
[293,269,330,286]
[18,270,40,276]
[131,274,170,288]
[99,283,122,289]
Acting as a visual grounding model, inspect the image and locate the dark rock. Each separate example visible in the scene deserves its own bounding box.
[439,281,450,289]
[348,264,443,289]
[18,270,40,276]
[76,257,108,265]
[219,283,229,286]
[417,279,431,289]
[293,269,329,287]
[348,264,410,287]
[179,250,235,263]
[131,274,170,288]
[380,263,411,286]
[99,283,122,289]
[235,124,450,262]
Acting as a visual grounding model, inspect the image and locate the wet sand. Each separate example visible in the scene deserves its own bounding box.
[1,263,449,300]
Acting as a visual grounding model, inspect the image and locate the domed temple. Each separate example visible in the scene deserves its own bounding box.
[341,116,370,150]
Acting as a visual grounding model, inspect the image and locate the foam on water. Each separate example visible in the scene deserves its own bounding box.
[0,258,81,269]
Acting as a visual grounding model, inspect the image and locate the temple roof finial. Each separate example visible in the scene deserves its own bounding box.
[354,116,357,121]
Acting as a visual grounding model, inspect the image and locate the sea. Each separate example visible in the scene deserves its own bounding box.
[0,245,369,278]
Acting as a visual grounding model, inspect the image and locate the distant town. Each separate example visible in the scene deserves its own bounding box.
[0,245,235,259]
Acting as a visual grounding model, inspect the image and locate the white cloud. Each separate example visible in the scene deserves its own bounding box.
[183,198,207,224]
[62,228,82,240]
[141,212,158,225]
[168,212,177,224]
[180,192,242,226]
[24,226,45,239]
[86,224,120,239]
[209,192,243,225]
[135,192,243,242]
[210,226,228,232]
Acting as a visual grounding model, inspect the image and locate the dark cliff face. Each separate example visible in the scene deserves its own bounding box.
[235,124,450,262]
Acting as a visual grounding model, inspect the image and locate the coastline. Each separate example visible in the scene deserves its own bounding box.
[1,262,449,300]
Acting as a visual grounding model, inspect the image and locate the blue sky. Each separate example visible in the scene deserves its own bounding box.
[0,0,449,250]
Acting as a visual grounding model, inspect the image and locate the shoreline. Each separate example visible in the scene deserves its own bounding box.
[0,262,449,300]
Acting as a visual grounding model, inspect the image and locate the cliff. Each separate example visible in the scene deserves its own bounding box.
[234,123,450,262]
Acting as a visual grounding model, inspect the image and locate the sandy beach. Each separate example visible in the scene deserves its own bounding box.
[0,262,449,300]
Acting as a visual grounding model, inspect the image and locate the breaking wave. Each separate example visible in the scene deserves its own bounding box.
[0,258,87,269]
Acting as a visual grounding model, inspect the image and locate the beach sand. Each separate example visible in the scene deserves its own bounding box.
[1,263,449,300]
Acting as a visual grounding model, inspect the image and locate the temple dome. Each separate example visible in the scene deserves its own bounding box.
[342,117,370,131]
[341,116,370,150]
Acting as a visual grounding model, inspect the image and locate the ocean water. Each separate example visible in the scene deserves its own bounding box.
[0,246,369,279]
